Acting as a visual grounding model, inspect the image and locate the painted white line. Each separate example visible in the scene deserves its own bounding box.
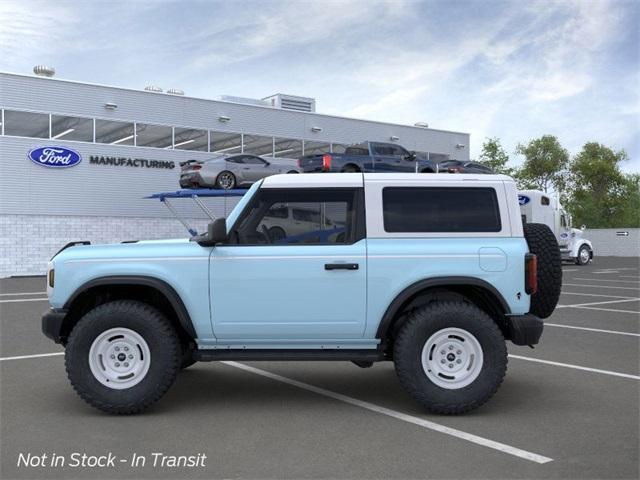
[508,355,640,380]
[0,292,46,296]
[0,352,63,362]
[545,323,640,337]
[573,278,640,284]
[620,275,640,279]
[561,292,636,299]
[566,305,639,315]
[563,283,640,291]
[562,269,579,272]
[223,361,553,464]
[0,298,48,304]
[557,298,640,308]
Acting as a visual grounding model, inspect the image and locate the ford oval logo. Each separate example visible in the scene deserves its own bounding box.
[28,146,82,168]
[518,195,530,205]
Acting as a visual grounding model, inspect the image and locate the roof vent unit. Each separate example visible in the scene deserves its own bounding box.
[167,88,185,95]
[144,85,163,92]
[414,122,429,128]
[33,65,55,77]
[217,95,270,107]
[262,94,316,113]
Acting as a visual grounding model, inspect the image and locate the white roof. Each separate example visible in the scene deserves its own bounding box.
[261,172,514,188]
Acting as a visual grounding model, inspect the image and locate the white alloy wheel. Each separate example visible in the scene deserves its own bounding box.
[421,327,484,389]
[88,328,151,390]
[579,246,590,264]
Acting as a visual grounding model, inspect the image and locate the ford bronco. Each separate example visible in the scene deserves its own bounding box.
[42,173,562,414]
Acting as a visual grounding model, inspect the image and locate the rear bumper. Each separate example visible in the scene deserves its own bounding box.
[506,314,543,346]
[42,309,68,344]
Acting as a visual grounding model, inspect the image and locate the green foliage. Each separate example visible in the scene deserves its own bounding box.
[565,143,638,228]
[478,137,514,175]
[515,135,569,193]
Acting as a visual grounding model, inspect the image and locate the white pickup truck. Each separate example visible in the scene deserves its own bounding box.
[519,190,594,265]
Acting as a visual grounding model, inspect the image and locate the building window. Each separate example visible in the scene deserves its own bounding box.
[3,110,49,138]
[273,137,303,159]
[173,127,208,151]
[51,115,93,142]
[303,141,331,156]
[382,187,501,233]
[243,134,274,156]
[210,131,243,154]
[95,119,135,145]
[135,123,173,148]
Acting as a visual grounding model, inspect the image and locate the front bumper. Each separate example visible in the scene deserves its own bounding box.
[507,314,543,346]
[42,309,68,344]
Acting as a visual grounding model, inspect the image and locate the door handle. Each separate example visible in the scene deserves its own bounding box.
[325,263,359,271]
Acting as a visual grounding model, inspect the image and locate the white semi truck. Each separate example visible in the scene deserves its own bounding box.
[518,190,594,265]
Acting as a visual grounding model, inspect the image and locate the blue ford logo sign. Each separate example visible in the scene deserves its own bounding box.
[28,146,82,168]
[518,195,530,205]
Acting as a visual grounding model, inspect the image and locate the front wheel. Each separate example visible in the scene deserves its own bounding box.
[65,300,182,414]
[393,301,507,414]
[576,245,591,265]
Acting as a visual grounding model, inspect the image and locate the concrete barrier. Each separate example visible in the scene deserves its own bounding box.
[585,228,640,257]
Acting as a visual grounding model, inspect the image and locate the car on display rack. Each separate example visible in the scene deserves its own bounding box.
[179,154,299,189]
[437,159,494,174]
[298,141,438,173]
[519,190,594,265]
[42,173,562,415]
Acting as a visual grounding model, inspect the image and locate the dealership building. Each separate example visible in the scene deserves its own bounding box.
[0,69,470,277]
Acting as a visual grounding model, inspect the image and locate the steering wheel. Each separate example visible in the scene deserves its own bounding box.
[261,225,272,244]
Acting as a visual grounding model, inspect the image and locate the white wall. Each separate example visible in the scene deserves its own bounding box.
[585,228,640,257]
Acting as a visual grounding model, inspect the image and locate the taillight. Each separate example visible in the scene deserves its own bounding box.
[448,167,461,173]
[192,165,202,170]
[297,158,301,168]
[322,154,331,172]
[525,253,537,295]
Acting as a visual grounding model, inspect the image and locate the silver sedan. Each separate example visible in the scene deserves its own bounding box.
[179,154,299,189]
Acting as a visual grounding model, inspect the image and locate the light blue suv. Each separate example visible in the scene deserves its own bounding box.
[42,173,562,414]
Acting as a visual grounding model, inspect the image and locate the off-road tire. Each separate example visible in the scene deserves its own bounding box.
[181,342,196,370]
[394,301,507,415]
[523,222,562,318]
[65,300,181,414]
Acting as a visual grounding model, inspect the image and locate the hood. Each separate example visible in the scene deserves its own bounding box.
[52,238,196,263]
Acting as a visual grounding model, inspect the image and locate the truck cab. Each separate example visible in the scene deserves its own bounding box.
[519,190,593,265]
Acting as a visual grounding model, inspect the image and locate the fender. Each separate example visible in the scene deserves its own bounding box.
[571,239,593,258]
[375,276,511,339]
[64,275,197,338]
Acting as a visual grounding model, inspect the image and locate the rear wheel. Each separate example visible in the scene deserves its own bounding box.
[523,223,562,318]
[215,171,236,189]
[268,226,286,242]
[341,165,359,173]
[394,301,507,415]
[65,300,181,414]
[576,245,591,265]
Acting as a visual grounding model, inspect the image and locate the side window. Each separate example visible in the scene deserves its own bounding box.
[226,156,244,164]
[391,145,410,157]
[382,187,501,233]
[243,155,266,165]
[230,189,364,245]
[561,215,567,228]
[541,196,550,206]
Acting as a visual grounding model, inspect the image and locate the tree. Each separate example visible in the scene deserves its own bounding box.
[566,142,636,228]
[515,135,569,193]
[478,137,514,175]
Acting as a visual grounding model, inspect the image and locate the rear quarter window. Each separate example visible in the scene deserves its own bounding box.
[382,187,501,232]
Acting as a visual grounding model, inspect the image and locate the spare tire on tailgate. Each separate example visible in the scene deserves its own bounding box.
[523,223,562,319]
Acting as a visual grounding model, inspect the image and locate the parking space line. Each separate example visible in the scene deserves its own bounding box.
[620,275,640,279]
[0,292,47,296]
[566,305,639,314]
[508,355,640,380]
[0,298,48,304]
[561,292,636,299]
[562,269,579,272]
[572,278,640,284]
[557,298,639,309]
[0,352,64,362]
[563,283,640,291]
[222,361,553,464]
[545,323,639,337]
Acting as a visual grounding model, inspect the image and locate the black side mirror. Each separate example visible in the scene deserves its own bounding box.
[192,218,227,246]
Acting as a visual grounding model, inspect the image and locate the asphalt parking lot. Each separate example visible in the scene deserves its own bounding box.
[1,257,638,479]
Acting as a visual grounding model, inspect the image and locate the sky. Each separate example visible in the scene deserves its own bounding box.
[1,0,638,171]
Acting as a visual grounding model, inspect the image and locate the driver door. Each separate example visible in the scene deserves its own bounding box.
[209,187,367,341]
